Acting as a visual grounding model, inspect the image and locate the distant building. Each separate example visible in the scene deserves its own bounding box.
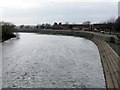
[52,23,91,30]
[92,24,108,31]
[62,24,90,30]
[52,22,90,30]
[118,1,120,17]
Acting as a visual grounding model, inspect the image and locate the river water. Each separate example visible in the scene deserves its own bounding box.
[2,33,105,88]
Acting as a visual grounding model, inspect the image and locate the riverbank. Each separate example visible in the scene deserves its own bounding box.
[37,30,94,40]
[37,30,118,42]
[91,38,119,89]
[1,33,18,42]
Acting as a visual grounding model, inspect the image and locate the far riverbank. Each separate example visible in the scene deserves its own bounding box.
[37,30,120,54]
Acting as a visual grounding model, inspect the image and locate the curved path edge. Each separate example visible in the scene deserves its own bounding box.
[91,37,120,90]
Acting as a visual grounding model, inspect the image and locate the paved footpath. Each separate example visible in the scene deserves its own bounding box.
[92,38,120,89]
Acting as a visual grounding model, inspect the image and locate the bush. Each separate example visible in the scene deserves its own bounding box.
[110,37,115,43]
[2,22,15,41]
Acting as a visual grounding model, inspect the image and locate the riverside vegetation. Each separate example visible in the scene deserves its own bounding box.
[1,22,16,42]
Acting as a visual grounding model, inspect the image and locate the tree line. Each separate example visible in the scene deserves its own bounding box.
[1,17,120,42]
[19,17,120,32]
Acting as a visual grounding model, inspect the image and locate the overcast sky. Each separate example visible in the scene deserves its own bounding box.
[0,0,119,25]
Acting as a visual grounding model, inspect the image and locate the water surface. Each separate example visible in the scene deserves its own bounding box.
[2,33,105,88]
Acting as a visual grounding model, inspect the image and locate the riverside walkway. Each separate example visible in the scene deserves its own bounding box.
[92,37,120,89]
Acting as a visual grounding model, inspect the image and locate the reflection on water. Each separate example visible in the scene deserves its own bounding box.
[2,33,106,88]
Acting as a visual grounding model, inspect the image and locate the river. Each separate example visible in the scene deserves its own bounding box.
[2,33,106,88]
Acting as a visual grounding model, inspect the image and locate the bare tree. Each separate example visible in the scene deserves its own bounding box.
[106,17,116,34]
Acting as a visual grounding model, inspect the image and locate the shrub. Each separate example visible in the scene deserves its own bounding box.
[2,22,15,41]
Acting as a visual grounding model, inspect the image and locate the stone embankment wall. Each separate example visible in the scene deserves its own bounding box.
[79,31,119,89]
[92,38,119,89]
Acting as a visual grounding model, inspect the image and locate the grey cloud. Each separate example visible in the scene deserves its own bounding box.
[2,2,118,25]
